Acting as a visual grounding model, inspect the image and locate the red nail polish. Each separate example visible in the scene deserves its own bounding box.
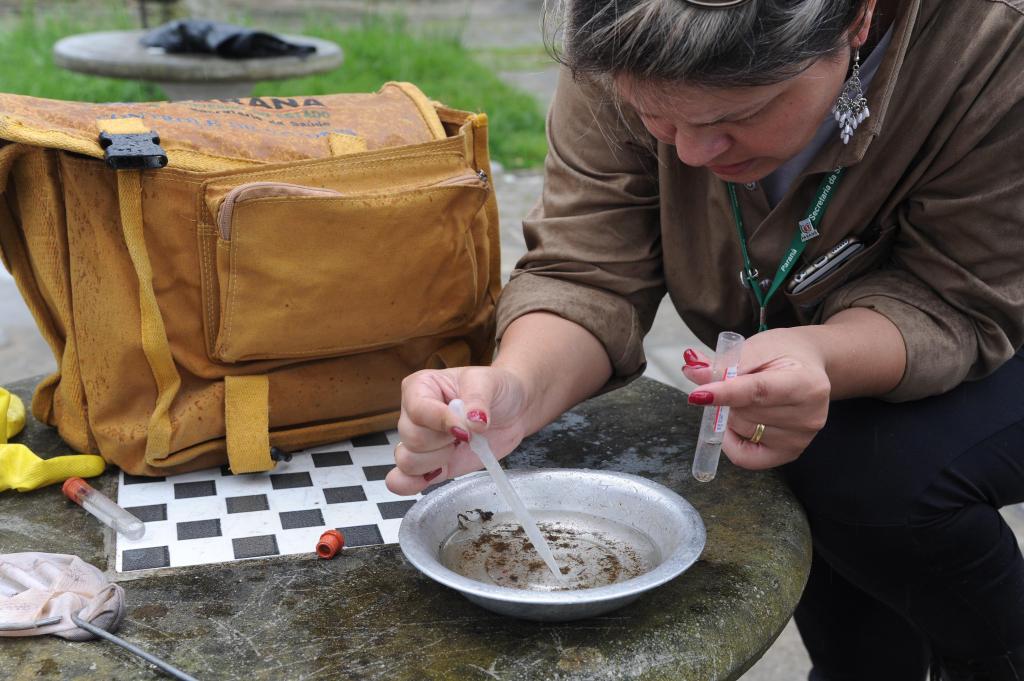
[467,409,488,424]
[683,349,702,365]
[688,391,714,406]
[423,468,442,482]
[685,361,710,369]
[450,426,470,443]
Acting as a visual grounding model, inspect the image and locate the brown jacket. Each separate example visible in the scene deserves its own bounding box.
[497,0,1024,401]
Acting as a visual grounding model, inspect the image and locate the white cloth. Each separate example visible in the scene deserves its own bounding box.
[0,553,125,640]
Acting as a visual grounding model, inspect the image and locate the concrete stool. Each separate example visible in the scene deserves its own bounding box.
[1,375,810,680]
[53,29,343,101]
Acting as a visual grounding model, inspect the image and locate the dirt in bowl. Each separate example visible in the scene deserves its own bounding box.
[439,509,660,592]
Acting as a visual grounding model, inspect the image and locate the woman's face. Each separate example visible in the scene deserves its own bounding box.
[616,53,852,184]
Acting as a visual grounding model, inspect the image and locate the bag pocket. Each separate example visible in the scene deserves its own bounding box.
[211,170,489,362]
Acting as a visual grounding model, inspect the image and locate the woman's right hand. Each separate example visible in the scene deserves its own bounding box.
[386,312,615,495]
[385,365,531,495]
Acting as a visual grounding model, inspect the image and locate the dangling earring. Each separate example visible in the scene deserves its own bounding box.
[832,48,870,145]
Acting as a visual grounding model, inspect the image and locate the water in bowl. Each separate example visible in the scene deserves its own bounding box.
[439,509,660,591]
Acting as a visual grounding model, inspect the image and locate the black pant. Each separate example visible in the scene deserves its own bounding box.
[781,353,1024,680]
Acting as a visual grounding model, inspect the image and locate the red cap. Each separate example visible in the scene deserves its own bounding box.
[62,477,92,504]
[316,530,345,559]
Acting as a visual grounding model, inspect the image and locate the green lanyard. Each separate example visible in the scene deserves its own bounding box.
[727,167,846,331]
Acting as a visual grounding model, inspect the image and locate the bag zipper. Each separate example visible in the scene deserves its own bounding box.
[218,183,342,240]
[436,169,489,187]
[217,170,490,240]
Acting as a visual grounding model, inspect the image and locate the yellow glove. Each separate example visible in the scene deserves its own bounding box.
[1,387,105,492]
[1,386,26,442]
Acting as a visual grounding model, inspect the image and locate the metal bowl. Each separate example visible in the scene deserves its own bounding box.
[399,468,706,621]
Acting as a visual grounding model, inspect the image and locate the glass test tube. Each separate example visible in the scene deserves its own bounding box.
[692,331,745,483]
[62,477,145,540]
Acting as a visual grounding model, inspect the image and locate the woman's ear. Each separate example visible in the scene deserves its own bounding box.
[850,0,878,49]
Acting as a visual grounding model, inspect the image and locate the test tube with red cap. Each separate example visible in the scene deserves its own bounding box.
[63,477,145,540]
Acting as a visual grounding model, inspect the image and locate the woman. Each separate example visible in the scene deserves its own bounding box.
[387,0,1024,678]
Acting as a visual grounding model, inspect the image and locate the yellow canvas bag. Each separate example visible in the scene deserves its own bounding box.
[0,83,499,476]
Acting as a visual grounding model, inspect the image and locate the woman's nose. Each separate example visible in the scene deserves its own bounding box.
[675,127,732,168]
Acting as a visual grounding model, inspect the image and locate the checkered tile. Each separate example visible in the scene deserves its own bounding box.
[115,429,427,572]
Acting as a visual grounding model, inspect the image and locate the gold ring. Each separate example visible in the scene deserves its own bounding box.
[749,423,766,445]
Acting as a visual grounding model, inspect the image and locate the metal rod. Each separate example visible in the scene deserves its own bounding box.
[0,615,62,631]
[70,613,200,681]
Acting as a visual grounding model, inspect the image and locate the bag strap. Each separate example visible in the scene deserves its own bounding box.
[98,119,183,462]
[328,132,367,156]
[223,375,273,473]
[426,340,471,370]
[115,167,183,462]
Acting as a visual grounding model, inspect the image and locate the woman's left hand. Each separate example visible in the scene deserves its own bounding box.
[682,328,832,469]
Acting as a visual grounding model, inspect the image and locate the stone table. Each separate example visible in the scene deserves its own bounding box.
[0,375,810,681]
[52,30,343,101]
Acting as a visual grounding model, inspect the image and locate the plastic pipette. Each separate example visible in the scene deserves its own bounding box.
[448,399,565,581]
[62,477,145,540]
[692,331,745,483]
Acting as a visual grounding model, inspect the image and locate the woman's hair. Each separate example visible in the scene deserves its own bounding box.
[546,0,867,89]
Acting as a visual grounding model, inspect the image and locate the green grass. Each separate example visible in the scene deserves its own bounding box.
[0,4,157,102]
[477,44,556,71]
[259,17,549,169]
[0,5,548,168]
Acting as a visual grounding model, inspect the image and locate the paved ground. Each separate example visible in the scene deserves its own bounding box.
[0,273,56,384]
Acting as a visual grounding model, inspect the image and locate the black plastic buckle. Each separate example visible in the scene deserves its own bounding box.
[98,131,168,170]
[270,447,292,463]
